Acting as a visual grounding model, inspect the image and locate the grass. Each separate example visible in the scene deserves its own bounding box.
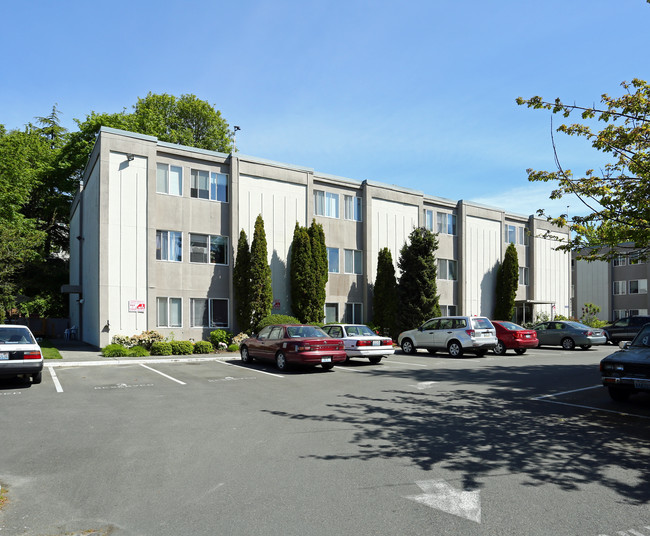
[39,339,63,359]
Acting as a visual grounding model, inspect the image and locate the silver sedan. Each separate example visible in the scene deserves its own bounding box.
[534,321,606,350]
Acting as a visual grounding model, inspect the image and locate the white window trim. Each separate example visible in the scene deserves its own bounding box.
[156,297,183,328]
[189,233,229,265]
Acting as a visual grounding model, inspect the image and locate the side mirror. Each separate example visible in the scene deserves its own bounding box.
[620,341,631,350]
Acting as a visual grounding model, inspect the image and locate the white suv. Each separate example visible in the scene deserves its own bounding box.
[398,316,497,357]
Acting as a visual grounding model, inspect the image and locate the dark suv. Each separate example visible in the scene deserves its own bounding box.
[604,316,650,344]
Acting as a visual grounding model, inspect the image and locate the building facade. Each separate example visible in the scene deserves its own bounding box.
[66,127,571,347]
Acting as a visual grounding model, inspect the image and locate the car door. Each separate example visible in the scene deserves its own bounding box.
[548,322,567,345]
[250,325,274,360]
[432,318,456,348]
[536,322,551,345]
[414,319,439,348]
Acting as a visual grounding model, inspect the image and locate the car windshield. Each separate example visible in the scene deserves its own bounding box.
[0,327,34,344]
[286,325,327,338]
[565,321,589,330]
[471,318,493,329]
[499,321,525,331]
[345,325,376,336]
[630,325,650,348]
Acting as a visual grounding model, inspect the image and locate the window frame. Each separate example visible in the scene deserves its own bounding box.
[629,279,648,295]
[189,233,228,265]
[190,169,210,199]
[519,266,529,286]
[344,249,363,275]
[314,190,340,218]
[156,230,183,262]
[437,259,458,281]
[613,280,627,295]
[327,247,340,273]
[345,302,363,323]
[156,297,182,328]
[156,163,183,196]
[424,209,434,232]
[437,212,457,235]
[344,195,362,221]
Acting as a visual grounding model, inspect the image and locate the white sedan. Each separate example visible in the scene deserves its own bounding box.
[322,324,394,364]
[0,324,44,384]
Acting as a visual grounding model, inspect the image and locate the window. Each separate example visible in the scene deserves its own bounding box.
[505,224,529,245]
[630,309,648,316]
[613,309,628,321]
[629,253,645,265]
[345,303,362,323]
[344,249,363,275]
[189,234,228,265]
[613,281,627,295]
[440,305,457,316]
[209,298,229,328]
[156,163,182,196]
[344,196,362,221]
[437,213,457,235]
[190,298,229,327]
[190,298,208,327]
[629,279,648,294]
[156,231,182,262]
[210,172,228,202]
[327,247,339,273]
[424,209,434,231]
[156,297,182,327]
[325,303,339,324]
[437,259,458,280]
[314,190,339,218]
[519,266,529,286]
[190,169,210,199]
[613,255,627,267]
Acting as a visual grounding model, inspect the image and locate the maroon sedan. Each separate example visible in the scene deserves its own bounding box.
[492,320,539,355]
[240,324,347,371]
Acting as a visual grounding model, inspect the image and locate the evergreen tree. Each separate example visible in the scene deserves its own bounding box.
[249,215,273,330]
[494,243,519,321]
[289,223,313,322]
[397,228,440,331]
[373,248,398,338]
[307,219,328,322]
[233,229,252,333]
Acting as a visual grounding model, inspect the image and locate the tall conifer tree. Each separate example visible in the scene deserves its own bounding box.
[233,229,252,332]
[494,242,519,321]
[249,215,273,330]
[308,220,328,323]
[373,248,398,338]
[290,223,313,322]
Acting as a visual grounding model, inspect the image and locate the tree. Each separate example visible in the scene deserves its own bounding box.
[233,229,252,333]
[249,215,273,331]
[290,223,313,322]
[516,78,650,261]
[494,243,519,321]
[397,228,440,331]
[373,248,398,338]
[307,220,328,322]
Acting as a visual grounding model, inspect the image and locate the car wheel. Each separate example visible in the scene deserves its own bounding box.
[561,337,576,350]
[448,341,463,357]
[608,386,631,402]
[369,356,382,364]
[240,345,252,363]
[493,340,506,355]
[514,348,526,355]
[401,339,415,355]
[580,344,592,350]
[31,371,42,384]
[276,351,289,371]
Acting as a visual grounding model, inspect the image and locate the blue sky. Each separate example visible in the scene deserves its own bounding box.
[2,0,648,219]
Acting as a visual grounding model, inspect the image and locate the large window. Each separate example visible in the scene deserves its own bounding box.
[613,281,627,295]
[344,249,363,275]
[325,303,339,324]
[440,305,457,316]
[210,172,228,202]
[437,259,458,281]
[314,190,339,218]
[190,169,210,199]
[344,195,362,221]
[613,255,627,267]
[157,297,182,327]
[437,213,457,235]
[629,279,648,294]
[156,231,182,262]
[613,309,628,321]
[505,224,529,246]
[345,303,362,323]
[424,209,434,231]
[327,247,339,273]
[156,163,182,196]
[519,266,529,286]
[189,234,228,265]
[190,298,229,327]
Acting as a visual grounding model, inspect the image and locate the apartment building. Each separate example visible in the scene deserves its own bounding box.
[65,127,571,347]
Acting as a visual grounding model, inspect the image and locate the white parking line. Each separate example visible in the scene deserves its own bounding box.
[386,360,429,367]
[48,367,64,393]
[139,364,186,385]
[213,359,284,378]
[535,385,601,399]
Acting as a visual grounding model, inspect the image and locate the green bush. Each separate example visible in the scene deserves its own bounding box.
[227,344,239,352]
[170,340,194,355]
[102,344,129,357]
[150,341,173,356]
[210,329,233,347]
[193,340,214,354]
[128,345,149,357]
[255,314,300,332]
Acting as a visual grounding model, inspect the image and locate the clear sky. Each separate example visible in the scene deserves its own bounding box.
[2,0,648,219]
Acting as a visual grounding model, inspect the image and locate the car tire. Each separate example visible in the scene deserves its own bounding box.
[31,371,42,384]
[448,341,463,357]
[322,363,334,370]
[493,340,506,355]
[561,337,576,350]
[608,386,631,402]
[580,344,592,350]
[369,357,382,364]
[401,339,416,355]
[240,346,252,363]
[276,351,289,371]
[514,348,526,355]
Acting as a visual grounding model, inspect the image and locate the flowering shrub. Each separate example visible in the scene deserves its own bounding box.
[231,332,249,346]
[111,335,133,348]
[216,342,228,352]
[110,330,164,350]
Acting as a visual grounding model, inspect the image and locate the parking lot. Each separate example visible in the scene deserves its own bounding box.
[2,344,649,536]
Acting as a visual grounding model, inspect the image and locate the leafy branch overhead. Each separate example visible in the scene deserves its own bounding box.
[516,78,650,261]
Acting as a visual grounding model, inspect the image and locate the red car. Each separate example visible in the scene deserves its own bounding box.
[239,324,347,371]
[491,320,539,355]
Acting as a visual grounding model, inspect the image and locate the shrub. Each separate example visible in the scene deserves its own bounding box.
[210,329,233,347]
[232,332,249,345]
[255,314,300,332]
[193,340,214,354]
[150,341,173,356]
[132,330,165,350]
[216,342,228,352]
[128,345,149,357]
[102,344,129,357]
[227,343,239,352]
[111,335,134,348]
[170,340,194,355]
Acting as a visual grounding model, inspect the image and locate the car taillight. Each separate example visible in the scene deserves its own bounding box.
[383,339,393,346]
[296,345,312,351]
[356,340,373,347]
[24,351,42,359]
[465,329,475,338]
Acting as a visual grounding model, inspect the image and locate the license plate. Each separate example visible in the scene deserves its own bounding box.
[321,357,332,363]
[524,334,531,339]
[373,340,380,346]
[0,353,8,360]
[634,379,650,390]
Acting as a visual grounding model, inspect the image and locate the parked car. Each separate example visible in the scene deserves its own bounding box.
[239,324,346,371]
[603,315,650,344]
[534,321,606,350]
[321,324,394,364]
[398,316,497,357]
[600,323,650,401]
[491,321,538,355]
[0,325,44,384]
